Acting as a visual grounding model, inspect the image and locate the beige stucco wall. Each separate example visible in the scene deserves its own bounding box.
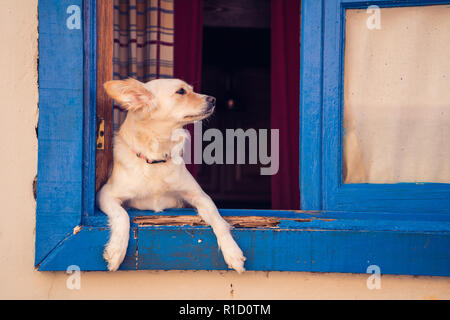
[0,0,449,300]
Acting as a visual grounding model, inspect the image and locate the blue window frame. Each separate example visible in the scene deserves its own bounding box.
[301,0,450,213]
[36,0,450,276]
[307,0,450,213]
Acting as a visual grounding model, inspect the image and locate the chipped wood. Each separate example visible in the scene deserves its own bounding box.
[294,219,313,223]
[73,225,82,235]
[133,215,334,228]
[134,215,281,228]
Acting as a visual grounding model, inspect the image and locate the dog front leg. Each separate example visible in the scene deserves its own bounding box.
[178,177,246,273]
[97,184,130,271]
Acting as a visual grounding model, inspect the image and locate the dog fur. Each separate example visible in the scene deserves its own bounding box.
[97,78,246,273]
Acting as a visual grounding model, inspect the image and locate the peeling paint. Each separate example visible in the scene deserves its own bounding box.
[72,225,81,235]
[133,215,336,229]
[294,219,313,223]
[134,227,139,269]
[134,216,281,228]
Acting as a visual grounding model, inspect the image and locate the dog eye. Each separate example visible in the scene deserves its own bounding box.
[176,88,186,95]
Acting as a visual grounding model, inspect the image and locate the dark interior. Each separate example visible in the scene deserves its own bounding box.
[196,0,272,209]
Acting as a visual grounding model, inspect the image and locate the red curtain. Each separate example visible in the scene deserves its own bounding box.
[271,0,301,210]
[174,0,204,177]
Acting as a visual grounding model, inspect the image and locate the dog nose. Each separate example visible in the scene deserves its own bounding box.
[206,96,216,106]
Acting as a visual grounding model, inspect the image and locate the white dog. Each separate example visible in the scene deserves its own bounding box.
[97,78,246,273]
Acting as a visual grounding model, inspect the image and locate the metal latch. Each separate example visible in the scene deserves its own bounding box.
[96,118,105,150]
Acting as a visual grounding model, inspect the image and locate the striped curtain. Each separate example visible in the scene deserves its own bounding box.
[113,0,174,130]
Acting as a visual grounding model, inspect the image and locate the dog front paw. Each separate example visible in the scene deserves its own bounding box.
[218,234,246,274]
[103,242,127,271]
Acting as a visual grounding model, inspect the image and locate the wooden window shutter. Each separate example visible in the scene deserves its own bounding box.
[95,0,114,192]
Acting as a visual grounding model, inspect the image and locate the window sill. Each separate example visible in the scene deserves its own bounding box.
[37,209,450,276]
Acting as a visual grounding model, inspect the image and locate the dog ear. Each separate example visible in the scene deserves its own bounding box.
[103,78,155,112]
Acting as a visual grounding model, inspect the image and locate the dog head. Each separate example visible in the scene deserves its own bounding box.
[104,78,216,126]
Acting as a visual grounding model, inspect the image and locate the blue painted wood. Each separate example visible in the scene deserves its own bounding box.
[86,208,450,229]
[80,208,450,227]
[299,0,324,210]
[39,212,450,276]
[323,0,347,210]
[310,0,450,212]
[36,0,84,264]
[82,0,97,219]
[36,0,450,275]
[38,227,138,271]
[340,0,450,8]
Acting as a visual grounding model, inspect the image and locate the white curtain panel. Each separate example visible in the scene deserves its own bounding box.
[343,5,450,183]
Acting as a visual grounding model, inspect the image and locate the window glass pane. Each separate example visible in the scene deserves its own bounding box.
[343,5,450,184]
